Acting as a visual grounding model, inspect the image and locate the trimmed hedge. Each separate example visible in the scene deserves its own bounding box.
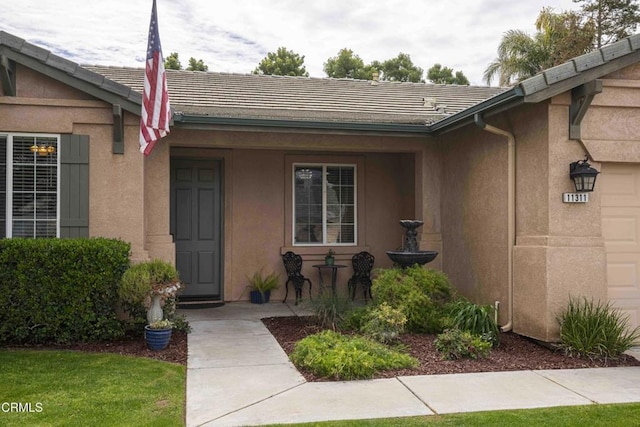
[0,238,130,344]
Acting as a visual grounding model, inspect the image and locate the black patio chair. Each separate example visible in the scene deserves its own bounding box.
[348,251,374,302]
[282,251,313,305]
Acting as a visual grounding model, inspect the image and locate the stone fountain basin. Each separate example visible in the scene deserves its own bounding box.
[386,251,438,268]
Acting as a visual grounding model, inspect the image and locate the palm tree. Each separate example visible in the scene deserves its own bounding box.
[483,30,550,86]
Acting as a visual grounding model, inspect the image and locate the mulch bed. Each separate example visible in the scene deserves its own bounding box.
[3,330,188,366]
[262,315,640,382]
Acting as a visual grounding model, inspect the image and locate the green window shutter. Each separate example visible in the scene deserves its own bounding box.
[60,134,89,238]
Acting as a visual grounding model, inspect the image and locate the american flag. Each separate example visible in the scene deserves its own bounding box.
[139,0,171,156]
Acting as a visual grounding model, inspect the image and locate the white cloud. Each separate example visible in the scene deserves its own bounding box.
[0,0,580,85]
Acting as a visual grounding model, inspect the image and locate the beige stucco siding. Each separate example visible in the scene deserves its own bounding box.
[439,123,510,315]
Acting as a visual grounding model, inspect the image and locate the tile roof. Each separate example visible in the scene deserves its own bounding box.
[1,30,640,132]
[85,66,506,125]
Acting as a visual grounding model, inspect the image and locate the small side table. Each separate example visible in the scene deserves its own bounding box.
[312,264,347,295]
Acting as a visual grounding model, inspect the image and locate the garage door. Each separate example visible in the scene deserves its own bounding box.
[601,163,640,331]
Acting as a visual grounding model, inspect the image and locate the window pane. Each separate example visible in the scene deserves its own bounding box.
[294,167,322,243]
[326,166,355,244]
[12,220,34,238]
[36,221,57,238]
[13,193,34,217]
[10,136,58,238]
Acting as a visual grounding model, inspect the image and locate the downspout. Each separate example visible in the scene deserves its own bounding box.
[474,113,515,332]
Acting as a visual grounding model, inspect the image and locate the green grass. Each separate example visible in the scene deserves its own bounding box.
[0,349,185,427]
[272,403,640,426]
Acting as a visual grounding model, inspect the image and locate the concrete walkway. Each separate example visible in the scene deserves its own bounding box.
[183,302,640,427]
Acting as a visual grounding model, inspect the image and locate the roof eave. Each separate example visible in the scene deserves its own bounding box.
[427,87,524,134]
[521,49,640,103]
[172,113,432,135]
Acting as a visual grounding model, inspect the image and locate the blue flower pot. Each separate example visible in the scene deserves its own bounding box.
[144,325,172,350]
[250,290,270,304]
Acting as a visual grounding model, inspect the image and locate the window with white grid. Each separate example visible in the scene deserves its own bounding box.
[0,134,59,238]
[293,164,355,245]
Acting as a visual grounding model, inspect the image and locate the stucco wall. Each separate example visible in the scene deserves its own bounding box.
[439,123,510,315]
[511,100,607,341]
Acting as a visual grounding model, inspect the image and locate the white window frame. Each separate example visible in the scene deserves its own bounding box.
[1,133,61,238]
[292,163,357,246]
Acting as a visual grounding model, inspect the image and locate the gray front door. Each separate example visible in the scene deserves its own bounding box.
[170,159,223,299]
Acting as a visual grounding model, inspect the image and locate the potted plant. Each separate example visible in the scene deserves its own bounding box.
[325,249,335,266]
[118,259,182,324]
[246,269,280,304]
[144,319,173,350]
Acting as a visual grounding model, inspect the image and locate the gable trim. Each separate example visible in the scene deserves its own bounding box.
[0,45,142,115]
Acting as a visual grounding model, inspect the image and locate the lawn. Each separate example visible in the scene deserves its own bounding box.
[279,403,640,426]
[0,349,185,426]
[1,349,639,427]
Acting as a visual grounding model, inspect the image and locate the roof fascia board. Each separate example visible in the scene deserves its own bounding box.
[0,47,142,115]
[172,114,431,135]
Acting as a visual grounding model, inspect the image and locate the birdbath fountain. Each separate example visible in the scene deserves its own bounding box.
[386,220,438,268]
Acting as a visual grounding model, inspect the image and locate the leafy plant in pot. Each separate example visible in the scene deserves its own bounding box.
[145,319,174,350]
[118,259,183,327]
[325,249,335,266]
[246,269,280,304]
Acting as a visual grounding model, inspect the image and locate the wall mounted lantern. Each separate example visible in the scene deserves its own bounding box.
[569,157,599,192]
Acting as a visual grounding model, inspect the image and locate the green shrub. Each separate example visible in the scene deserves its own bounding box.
[0,238,130,344]
[118,259,180,308]
[340,305,371,332]
[558,296,640,360]
[118,260,188,332]
[371,266,454,333]
[434,328,492,360]
[290,330,417,380]
[360,302,407,343]
[305,293,353,330]
[450,299,500,347]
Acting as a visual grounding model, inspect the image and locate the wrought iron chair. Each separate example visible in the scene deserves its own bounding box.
[348,251,375,302]
[282,251,313,305]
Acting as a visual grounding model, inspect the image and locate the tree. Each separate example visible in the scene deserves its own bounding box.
[483,8,596,86]
[165,52,181,70]
[574,0,640,48]
[164,52,209,71]
[253,47,309,77]
[187,57,208,72]
[536,7,596,64]
[378,53,424,82]
[323,48,376,79]
[427,64,470,85]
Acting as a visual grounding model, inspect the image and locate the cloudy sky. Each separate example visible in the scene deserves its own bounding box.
[1,0,580,86]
